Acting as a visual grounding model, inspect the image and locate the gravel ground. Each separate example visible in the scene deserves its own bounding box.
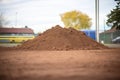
[0,43,21,47]
[104,44,120,48]
[0,49,120,80]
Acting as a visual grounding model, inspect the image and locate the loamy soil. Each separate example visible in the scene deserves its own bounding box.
[16,25,108,50]
[0,49,120,80]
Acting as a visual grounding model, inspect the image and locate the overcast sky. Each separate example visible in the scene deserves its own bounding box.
[0,0,116,33]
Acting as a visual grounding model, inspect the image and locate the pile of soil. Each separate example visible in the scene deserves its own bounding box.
[17,25,108,50]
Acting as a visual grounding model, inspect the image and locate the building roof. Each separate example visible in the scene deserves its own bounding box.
[100,27,117,34]
[0,28,34,34]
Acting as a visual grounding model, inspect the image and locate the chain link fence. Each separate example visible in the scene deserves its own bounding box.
[100,30,120,44]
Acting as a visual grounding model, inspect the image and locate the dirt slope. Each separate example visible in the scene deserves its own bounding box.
[17,25,108,50]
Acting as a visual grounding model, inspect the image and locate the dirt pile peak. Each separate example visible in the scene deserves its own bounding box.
[17,25,108,50]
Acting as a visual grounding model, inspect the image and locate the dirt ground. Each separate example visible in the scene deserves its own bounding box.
[0,49,120,80]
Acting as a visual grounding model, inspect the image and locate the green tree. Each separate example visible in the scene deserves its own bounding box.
[60,10,92,30]
[106,0,120,30]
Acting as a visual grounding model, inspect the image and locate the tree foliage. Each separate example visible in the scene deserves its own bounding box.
[106,0,120,30]
[60,10,92,30]
[0,12,9,28]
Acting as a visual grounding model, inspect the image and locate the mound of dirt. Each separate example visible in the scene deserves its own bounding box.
[17,25,108,50]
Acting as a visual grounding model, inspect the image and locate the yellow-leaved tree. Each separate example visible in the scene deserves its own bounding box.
[60,10,92,30]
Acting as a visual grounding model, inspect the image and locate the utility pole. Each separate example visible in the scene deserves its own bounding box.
[104,19,106,43]
[15,12,18,27]
[95,0,99,42]
[104,19,106,32]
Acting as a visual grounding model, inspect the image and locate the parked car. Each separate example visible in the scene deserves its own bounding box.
[112,36,120,44]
